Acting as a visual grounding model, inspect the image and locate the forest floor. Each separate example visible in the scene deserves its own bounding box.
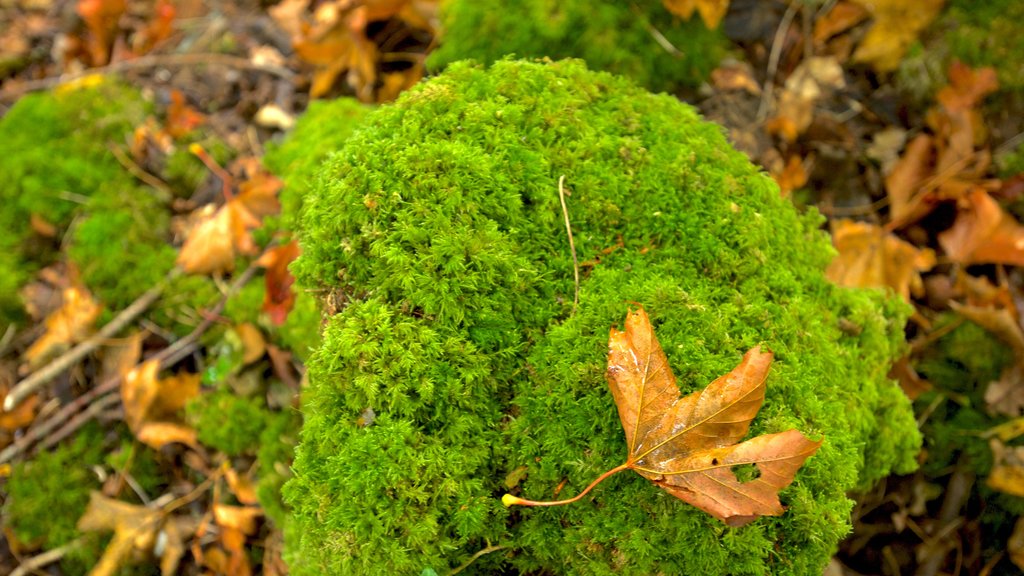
[1,0,1023,574]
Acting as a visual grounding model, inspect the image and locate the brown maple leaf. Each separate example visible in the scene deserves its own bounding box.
[504,308,822,526]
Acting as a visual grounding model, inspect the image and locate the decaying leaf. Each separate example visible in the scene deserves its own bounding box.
[988,439,1024,498]
[276,0,438,101]
[122,359,200,449]
[826,219,936,302]
[78,492,197,576]
[24,285,103,367]
[986,363,1024,419]
[255,240,301,325]
[1011,517,1024,571]
[505,308,822,526]
[662,0,730,29]
[76,0,126,65]
[849,0,944,72]
[939,189,1024,267]
[765,56,845,142]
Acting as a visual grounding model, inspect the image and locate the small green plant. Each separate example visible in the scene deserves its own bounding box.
[283,59,920,575]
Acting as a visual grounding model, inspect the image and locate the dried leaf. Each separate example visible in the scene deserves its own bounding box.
[607,309,822,525]
[506,308,821,526]
[213,504,263,535]
[76,0,126,65]
[176,200,261,276]
[78,492,161,576]
[662,0,730,29]
[986,363,1024,419]
[826,219,936,302]
[165,90,205,138]
[1011,517,1024,571]
[939,189,1024,267]
[122,360,200,449]
[850,0,944,72]
[235,323,266,365]
[988,439,1024,497]
[24,285,103,367]
[225,467,260,505]
[813,1,869,45]
[938,61,999,114]
[886,134,936,228]
[255,240,301,325]
[766,57,845,142]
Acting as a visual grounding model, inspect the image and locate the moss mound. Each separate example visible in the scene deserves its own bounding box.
[428,0,727,92]
[0,79,149,324]
[284,59,920,575]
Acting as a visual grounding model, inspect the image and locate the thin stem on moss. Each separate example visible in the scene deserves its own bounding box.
[558,175,579,315]
[503,463,629,507]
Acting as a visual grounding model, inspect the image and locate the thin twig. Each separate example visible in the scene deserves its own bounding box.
[630,2,683,57]
[449,544,508,576]
[109,144,173,202]
[0,265,258,464]
[757,2,800,122]
[558,175,580,314]
[0,53,294,102]
[11,539,81,576]
[4,276,170,411]
[0,323,15,357]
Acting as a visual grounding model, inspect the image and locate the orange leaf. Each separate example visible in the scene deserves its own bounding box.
[505,308,822,526]
[76,0,126,64]
[255,240,301,325]
[176,200,261,276]
[166,90,205,138]
[662,0,730,29]
[886,134,936,228]
[939,189,1024,267]
[826,219,935,302]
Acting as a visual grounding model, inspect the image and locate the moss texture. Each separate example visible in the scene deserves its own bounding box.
[284,59,920,575]
[428,0,728,93]
[2,425,108,574]
[0,79,149,325]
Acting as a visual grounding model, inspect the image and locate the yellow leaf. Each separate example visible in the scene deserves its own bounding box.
[662,0,729,29]
[24,285,103,367]
[850,0,944,72]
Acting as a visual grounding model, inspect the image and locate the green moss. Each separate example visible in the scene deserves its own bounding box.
[257,408,302,526]
[3,425,108,574]
[284,59,920,575]
[68,185,177,311]
[0,79,149,325]
[188,387,270,456]
[428,0,728,92]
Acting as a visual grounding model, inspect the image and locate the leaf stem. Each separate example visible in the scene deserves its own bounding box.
[502,463,630,507]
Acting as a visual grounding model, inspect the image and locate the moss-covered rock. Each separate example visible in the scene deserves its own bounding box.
[428,0,727,93]
[284,59,920,575]
[0,79,149,325]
